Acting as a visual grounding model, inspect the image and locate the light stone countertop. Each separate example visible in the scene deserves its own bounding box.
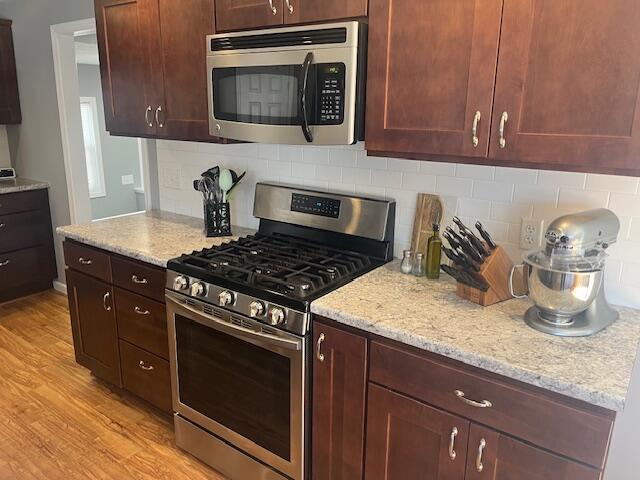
[0,177,49,194]
[311,261,640,412]
[56,210,255,267]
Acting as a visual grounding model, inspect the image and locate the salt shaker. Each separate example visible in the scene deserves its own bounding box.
[400,250,413,274]
[412,252,425,277]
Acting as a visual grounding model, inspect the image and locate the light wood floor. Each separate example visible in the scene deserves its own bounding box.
[0,290,225,480]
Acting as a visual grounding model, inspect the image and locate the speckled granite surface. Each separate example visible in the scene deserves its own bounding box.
[0,178,49,194]
[311,261,640,412]
[57,210,255,267]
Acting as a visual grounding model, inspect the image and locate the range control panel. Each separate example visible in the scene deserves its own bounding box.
[291,193,341,218]
[317,63,345,125]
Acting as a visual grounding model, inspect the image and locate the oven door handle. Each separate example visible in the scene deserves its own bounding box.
[166,293,303,351]
[299,51,314,143]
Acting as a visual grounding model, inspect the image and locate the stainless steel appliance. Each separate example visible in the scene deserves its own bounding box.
[206,22,366,145]
[510,209,620,337]
[166,183,395,480]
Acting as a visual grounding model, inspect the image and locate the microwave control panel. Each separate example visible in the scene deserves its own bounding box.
[291,193,341,218]
[317,63,345,125]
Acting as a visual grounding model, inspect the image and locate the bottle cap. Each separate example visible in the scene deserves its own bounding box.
[432,223,440,231]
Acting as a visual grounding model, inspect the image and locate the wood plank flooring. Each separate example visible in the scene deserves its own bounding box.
[0,290,225,480]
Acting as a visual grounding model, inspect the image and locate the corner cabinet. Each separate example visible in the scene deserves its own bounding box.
[0,19,21,124]
[95,0,223,142]
[311,317,614,480]
[366,0,640,175]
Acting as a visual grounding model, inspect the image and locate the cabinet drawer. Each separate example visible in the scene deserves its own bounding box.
[112,256,165,302]
[119,339,172,412]
[0,189,47,216]
[0,245,55,291]
[115,288,168,360]
[0,210,50,253]
[369,341,613,469]
[63,241,112,282]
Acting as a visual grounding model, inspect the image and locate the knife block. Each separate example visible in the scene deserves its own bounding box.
[454,245,516,306]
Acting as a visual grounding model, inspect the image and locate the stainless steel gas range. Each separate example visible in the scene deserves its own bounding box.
[165,183,395,480]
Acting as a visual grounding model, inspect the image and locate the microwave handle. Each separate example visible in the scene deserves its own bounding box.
[299,52,314,143]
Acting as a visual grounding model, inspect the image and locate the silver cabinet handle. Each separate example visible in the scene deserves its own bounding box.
[448,427,458,461]
[138,360,154,371]
[134,306,151,315]
[155,106,164,128]
[454,390,493,408]
[78,257,93,265]
[316,333,325,362]
[131,274,148,285]
[471,110,481,147]
[103,292,112,312]
[498,111,508,148]
[476,438,486,472]
[145,106,153,127]
[0,223,5,229]
[0,259,10,267]
[285,0,293,14]
[268,0,277,15]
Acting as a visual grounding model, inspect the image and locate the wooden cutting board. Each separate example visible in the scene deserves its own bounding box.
[410,193,443,255]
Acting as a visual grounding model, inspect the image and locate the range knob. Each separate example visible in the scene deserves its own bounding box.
[218,290,235,307]
[268,307,286,326]
[249,301,265,318]
[173,275,188,291]
[190,282,206,297]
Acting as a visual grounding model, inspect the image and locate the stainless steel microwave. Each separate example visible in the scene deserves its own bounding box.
[206,22,366,145]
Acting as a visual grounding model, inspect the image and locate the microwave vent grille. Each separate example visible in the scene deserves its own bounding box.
[211,27,347,51]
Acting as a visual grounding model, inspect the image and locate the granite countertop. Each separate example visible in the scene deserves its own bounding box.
[311,261,640,412]
[0,177,49,194]
[56,210,256,267]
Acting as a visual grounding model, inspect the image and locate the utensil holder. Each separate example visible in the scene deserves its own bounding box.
[455,246,516,306]
[204,199,232,237]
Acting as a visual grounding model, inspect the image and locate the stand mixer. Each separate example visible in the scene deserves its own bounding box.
[510,209,620,337]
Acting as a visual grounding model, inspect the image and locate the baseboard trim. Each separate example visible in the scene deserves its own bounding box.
[53,281,67,295]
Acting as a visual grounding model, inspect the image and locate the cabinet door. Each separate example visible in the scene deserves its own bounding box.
[95,0,156,136]
[215,0,283,32]
[365,384,469,480]
[66,269,122,387]
[149,0,220,141]
[366,0,503,158]
[465,424,601,480]
[312,321,367,480]
[283,0,367,25]
[0,20,21,124]
[490,0,640,174]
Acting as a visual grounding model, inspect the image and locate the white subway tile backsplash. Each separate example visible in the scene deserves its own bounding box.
[157,140,640,308]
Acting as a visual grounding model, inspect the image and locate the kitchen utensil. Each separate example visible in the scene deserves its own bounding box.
[475,221,497,250]
[442,246,464,267]
[410,194,443,255]
[219,168,233,203]
[445,227,466,248]
[227,171,246,199]
[459,236,484,263]
[453,217,489,257]
[443,230,463,251]
[509,209,620,337]
[454,247,480,272]
[441,264,470,286]
[202,167,221,202]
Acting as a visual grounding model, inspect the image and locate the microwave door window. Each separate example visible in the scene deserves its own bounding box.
[213,66,308,126]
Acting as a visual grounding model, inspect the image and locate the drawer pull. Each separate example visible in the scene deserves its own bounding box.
[448,427,458,461]
[498,111,508,148]
[139,360,154,371]
[476,438,486,472]
[471,110,481,147]
[78,257,93,265]
[103,292,112,311]
[454,390,493,408]
[131,274,148,285]
[134,306,150,315]
[0,223,5,229]
[0,259,10,267]
[316,333,325,362]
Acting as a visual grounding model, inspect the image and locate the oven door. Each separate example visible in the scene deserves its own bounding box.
[166,291,307,480]
[207,47,358,145]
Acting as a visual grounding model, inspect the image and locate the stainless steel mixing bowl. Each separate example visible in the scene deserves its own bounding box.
[510,260,603,323]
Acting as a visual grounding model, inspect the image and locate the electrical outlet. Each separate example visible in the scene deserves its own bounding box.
[520,218,544,249]
[121,174,134,185]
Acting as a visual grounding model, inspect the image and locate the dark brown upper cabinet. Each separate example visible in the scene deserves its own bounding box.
[0,19,21,124]
[215,0,284,32]
[366,0,503,159]
[95,0,222,142]
[283,0,367,25]
[490,0,640,174]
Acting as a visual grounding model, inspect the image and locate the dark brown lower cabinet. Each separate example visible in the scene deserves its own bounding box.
[312,321,367,480]
[67,269,122,387]
[365,384,470,480]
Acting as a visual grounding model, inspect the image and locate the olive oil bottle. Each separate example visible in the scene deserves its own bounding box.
[425,223,442,279]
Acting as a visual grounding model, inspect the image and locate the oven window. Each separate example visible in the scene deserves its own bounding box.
[213,65,315,126]
[175,314,291,460]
